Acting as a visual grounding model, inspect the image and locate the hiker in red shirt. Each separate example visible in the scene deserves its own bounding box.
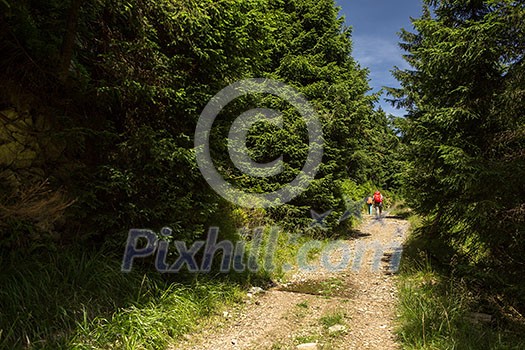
[373,190,383,216]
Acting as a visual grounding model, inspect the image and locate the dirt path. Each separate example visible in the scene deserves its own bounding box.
[174,215,409,350]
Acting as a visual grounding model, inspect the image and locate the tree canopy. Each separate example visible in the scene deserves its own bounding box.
[0,0,397,249]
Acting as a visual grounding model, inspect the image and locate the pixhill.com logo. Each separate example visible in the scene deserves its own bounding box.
[121,224,404,274]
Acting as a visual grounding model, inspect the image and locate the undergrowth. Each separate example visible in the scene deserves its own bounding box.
[0,249,247,349]
[396,217,525,350]
[0,223,319,349]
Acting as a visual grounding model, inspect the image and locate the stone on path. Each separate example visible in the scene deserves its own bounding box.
[328,324,347,335]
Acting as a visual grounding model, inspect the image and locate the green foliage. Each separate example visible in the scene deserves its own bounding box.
[0,223,319,349]
[0,0,399,248]
[73,126,217,243]
[211,0,389,229]
[391,0,525,314]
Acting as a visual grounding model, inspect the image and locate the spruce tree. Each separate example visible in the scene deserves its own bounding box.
[391,0,525,306]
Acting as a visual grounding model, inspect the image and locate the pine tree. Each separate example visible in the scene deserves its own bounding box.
[391,0,525,306]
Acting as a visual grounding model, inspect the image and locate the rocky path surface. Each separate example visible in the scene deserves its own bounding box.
[174,215,409,350]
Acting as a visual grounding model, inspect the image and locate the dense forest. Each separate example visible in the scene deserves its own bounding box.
[0,0,523,348]
[0,0,396,249]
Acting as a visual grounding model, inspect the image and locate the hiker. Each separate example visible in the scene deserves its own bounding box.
[373,190,383,216]
[366,196,373,215]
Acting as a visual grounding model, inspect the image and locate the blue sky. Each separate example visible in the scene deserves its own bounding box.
[335,0,423,116]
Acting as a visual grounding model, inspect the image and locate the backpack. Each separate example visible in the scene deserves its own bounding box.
[373,192,382,203]
[366,197,373,204]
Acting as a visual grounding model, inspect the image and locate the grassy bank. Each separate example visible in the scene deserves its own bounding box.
[0,223,321,349]
[0,248,252,349]
[396,217,525,350]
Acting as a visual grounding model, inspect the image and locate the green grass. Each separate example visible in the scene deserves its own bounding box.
[319,312,345,329]
[294,334,319,344]
[0,208,372,349]
[72,279,243,349]
[296,301,309,309]
[0,249,245,349]
[0,224,313,349]
[396,218,525,350]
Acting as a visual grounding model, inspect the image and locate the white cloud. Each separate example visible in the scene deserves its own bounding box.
[351,35,410,116]
[352,35,410,82]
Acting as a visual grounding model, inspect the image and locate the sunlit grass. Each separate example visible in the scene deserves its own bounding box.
[319,311,346,329]
[0,250,244,349]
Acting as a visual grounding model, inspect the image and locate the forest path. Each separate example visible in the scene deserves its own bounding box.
[174,215,410,350]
